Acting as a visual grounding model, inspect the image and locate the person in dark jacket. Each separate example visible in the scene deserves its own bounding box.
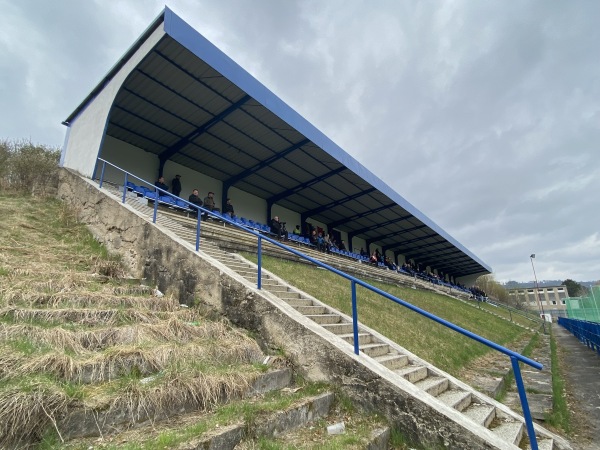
[154,176,168,192]
[171,175,182,197]
[270,216,288,240]
[224,198,234,217]
[188,189,203,217]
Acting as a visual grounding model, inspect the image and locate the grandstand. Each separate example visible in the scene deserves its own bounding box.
[53,7,578,448]
[61,6,491,287]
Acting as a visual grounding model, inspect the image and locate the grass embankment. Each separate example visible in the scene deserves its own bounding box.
[546,328,570,432]
[243,253,532,377]
[1,195,353,449]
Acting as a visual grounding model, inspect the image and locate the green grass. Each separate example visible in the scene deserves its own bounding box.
[545,328,570,432]
[243,253,531,377]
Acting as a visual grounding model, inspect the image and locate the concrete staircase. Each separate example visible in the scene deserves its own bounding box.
[98,184,571,449]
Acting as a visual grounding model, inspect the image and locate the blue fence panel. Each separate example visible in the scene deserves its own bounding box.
[558,317,600,354]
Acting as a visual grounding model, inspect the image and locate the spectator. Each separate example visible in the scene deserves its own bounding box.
[309,229,318,246]
[224,198,235,217]
[203,191,220,219]
[188,189,203,217]
[270,216,288,240]
[292,225,301,236]
[316,232,326,252]
[360,247,367,257]
[339,240,347,251]
[155,176,168,192]
[171,175,182,197]
[369,251,378,266]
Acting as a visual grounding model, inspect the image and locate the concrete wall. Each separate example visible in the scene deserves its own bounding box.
[56,168,507,450]
[61,26,166,178]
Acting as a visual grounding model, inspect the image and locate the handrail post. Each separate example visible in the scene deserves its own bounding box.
[122,173,128,204]
[153,190,159,223]
[98,160,106,188]
[351,280,359,355]
[511,356,538,450]
[195,212,201,251]
[257,236,262,289]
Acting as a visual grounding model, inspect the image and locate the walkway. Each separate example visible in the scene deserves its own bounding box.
[554,324,600,450]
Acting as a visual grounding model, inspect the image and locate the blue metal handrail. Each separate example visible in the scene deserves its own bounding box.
[95,158,542,448]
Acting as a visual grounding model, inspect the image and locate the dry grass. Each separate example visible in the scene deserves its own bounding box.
[5,291,179,312]
[0,380,70,448]
[0,337,263,384]
[0,318,245,353]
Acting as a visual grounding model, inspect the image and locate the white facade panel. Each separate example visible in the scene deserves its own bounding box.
[61,26,166,178]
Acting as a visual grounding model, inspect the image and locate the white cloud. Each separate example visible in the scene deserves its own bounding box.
[1,0,599,283]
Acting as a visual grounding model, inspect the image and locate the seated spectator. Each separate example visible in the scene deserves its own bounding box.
[270,216,288,240]
[309,229,318,246]
[203,191,220,219]
[292,225,301,236]
[360,247,368,257]
[316,232,326,252]
[155,176,168,192]
[188,189,203,217]
[339,240,347,251]
[224,198,235,217]
[384,256,397,271]
[369,251,378,265]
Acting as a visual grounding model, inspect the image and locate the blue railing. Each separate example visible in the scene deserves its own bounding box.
[95,158,543,449]
[558,317,600,354]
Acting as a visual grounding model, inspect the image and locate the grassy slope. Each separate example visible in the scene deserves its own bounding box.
[244,253,532,377]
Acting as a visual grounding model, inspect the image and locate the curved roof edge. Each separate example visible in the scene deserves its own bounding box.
[63,6,491,275]
[163,8,491,273]
[62,9,166,126]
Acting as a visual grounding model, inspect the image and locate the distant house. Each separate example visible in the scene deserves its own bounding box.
[507,285,569,318]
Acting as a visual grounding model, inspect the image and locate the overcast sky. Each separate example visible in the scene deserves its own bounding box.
[2,0,599,283]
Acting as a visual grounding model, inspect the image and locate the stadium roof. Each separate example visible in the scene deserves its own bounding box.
[64,7,491,278]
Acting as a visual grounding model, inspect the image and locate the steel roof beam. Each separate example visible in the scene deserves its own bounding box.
[159,94,251,163]
[266,166,346,204]
[364,223,429,247]
[223,138,310,188]
[327,202,396,230]
[405,247,462,261]
[301,187,377,222]
[351,214,414,236]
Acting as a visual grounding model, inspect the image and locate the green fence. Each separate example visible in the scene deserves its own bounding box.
[565,285,600,323]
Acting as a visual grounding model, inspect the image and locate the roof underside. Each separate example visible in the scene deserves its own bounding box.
[68,10,491,278]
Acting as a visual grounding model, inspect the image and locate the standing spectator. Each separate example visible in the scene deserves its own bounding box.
[154,176,168,193]
[171,175,182,197]
[224,198,235,217]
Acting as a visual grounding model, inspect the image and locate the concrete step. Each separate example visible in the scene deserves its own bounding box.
[395,365,428,383]
[276,292,302,300]
[264,285,293,293]
[491,420,524,447]
[294,305,328,315]
[527,437,554,450]
[321,322,353,335]
[462,403,496,428]
[360,343,392,358]
[338,332,373,346]
[305,314,341,325]
[414,376,449,397]
[373,353,409,370]
[285,298,314,307]
[436,389,472,412]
